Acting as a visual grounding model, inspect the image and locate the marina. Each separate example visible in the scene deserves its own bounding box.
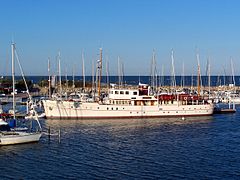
[1,0,240,179]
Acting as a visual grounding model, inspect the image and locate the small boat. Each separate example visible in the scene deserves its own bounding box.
[0,119,41,145]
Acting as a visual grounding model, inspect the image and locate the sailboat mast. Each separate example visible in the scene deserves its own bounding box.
[197,53,201,96]
[98,48,102,97]
[161,65,164,87]
[11,43,16,119]
[82,51,85,90]
[58,52,62,95]
[106,57,109,90]
[65,67,68,89]
[118,56,121,88]
[181,62,185,88]
[72,66,75,89]
[230,57,235,86]
[48,58,51,98]
[208,58,211,98]
[92,59,95,92]
[171,49,176,92]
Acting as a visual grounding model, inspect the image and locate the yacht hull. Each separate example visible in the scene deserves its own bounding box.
[43,100,214,120]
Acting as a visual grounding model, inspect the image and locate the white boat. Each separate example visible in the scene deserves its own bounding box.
[0,119,41,145]
[43,49,214,120]
[42,83,214,119]
[0,43,42,146]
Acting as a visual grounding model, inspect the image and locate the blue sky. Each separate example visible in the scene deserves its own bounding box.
[0,0,240,76]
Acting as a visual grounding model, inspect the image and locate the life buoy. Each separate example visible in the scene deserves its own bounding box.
[184,97,187,101]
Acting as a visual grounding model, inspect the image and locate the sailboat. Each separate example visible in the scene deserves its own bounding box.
[0,43,42,146]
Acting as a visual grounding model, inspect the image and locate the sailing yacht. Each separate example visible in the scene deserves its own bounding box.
[0,43,42,145]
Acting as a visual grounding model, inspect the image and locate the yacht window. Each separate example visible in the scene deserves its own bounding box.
[120,91,124,94]
[125,91,129,95]
[115,91,119,94]
[133,92,137,95]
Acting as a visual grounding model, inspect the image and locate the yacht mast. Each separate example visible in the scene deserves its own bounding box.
[181,62,185,88]
[92,59,95,92]
[106,57,109,90]
[98,48,103,97]
[161,65,164,87]
[82,50,85,91]
[58,51,62,95]
[171,49,176,92]
[197,52,201,96]
[48,58,51,98]
[207,58,211,98]
[150,49,157,91]
[230,57,235,87]
[72,66,75,89]
[121,61,124,87]
[11,43,16,119]
[65,67,68,90]
[118,56,121,88]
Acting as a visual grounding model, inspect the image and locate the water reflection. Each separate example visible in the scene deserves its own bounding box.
[41,116,215,145]
[43,116,214,130]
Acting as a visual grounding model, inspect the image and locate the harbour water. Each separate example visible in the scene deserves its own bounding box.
[0,105,240,179]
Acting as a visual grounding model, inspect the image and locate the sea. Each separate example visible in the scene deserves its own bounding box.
[9,75,240,87]
[0,76,240,179]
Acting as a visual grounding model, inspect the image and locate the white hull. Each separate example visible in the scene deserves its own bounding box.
[0,132,42,145]
[43,100,214,119]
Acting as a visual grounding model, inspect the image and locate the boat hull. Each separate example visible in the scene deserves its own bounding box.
[0,132,42,145]
[43,100,214,120]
